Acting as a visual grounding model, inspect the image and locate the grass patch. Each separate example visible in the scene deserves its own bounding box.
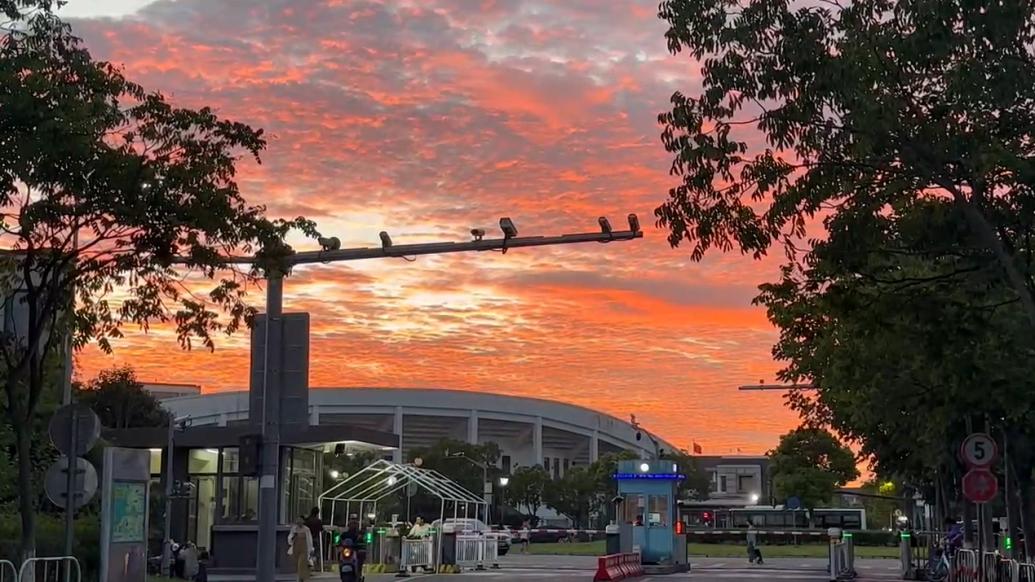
[528,540,900,559]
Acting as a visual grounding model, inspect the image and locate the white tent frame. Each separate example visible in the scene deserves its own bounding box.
[319,460,488,528]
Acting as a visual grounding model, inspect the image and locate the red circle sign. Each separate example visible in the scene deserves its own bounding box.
[962,469,998,504]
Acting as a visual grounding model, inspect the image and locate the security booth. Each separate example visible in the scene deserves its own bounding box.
[104,423,397,576]
[614,459,689,573]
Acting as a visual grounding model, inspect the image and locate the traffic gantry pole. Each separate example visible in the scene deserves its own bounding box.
[184,214,643,582]
[737,383,818,391]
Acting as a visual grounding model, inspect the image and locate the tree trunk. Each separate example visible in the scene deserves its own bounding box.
[14,419,36,562]
[957,200,1035,326]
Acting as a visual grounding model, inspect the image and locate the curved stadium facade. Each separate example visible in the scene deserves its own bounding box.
[159,387,675,476]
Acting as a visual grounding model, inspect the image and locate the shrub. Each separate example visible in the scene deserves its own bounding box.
[0,512,101,581]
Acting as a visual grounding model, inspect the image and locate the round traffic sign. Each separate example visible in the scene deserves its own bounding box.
[48,404,101,457]
[962,468,998,504]
[44,456,99,510]
[961,433,998,468]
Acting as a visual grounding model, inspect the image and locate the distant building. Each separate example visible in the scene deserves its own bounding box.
[143,382,201,400]
[691,455,771,506]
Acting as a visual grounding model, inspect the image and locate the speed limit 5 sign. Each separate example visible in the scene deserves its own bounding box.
[961,433,998,468]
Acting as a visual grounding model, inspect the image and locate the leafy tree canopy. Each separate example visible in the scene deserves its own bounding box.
[769,427,858,510]
[501,465,549,519]
[656,0,1035,323]
[0,3,316,558]
[75,366,170,429]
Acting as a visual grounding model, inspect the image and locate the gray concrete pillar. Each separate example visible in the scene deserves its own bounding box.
[309,404,320,426]
[533,417,543,466]
[393,406,404,463]
[467,409,479,444]
[590,431,599,463]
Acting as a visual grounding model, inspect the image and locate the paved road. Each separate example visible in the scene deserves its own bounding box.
[351,554,905,581]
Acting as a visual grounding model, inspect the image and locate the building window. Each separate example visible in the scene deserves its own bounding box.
[543,456,550,472]
[501,455,512,474]
[648,495,669,526]
[719,475,727,493]
[552,458,560,480]
[563,458,569,475]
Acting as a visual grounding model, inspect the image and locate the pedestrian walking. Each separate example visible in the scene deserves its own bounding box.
[746,521,764,565]
[520,520,531,554]
[288,516,314,581]
[304,507,324,570]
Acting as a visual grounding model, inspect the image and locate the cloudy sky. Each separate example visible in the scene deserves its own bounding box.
[66,0,796,454]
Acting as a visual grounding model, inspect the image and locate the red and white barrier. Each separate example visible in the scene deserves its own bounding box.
[593,553,642,581]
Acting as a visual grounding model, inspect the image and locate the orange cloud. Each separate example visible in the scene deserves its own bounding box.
[69,0,798,455]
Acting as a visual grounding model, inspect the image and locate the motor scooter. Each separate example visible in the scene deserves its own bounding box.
[338,539,362,582]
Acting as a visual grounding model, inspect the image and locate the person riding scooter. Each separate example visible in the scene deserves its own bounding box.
[338,538,361,582]
[339,520,365,582]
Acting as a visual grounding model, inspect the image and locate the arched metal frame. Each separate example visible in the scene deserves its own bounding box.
[319,460,488,528]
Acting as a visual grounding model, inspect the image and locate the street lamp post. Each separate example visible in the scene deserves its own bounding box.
[161,416,190,578]
[187,215,642,582]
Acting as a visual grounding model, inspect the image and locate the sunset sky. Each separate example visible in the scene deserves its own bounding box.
[64,0,798,454]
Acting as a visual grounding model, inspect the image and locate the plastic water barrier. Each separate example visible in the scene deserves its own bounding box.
[17,557,80,582]
[1018,561,1035,582]
[400,538,434,570]
[0,561,15,582]
[593,553,642,581]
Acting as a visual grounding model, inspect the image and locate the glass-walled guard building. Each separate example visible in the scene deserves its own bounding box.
[106,424,397,574]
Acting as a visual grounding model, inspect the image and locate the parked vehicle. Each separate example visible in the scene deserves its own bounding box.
[433,518,511,555]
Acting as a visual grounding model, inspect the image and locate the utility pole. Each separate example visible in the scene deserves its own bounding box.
[184,214,642,582]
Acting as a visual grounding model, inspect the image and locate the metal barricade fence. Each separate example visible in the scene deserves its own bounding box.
[982,552,999,582]
[955,549,979,582]
[17,557,80,582]
[455,534,484,569]
[1018,561,1035,582]
[400,538,434,572]
[0,561,16,582]
[482,533,500,569]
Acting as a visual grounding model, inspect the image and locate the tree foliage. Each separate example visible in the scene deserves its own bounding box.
[769,427,858,511]
[501,465,549,519]
[406,439,502,501]
[656,0,1035,323]
[0,4,316,559]
[75,366,170,429]
[543,465,599,528]
[756,199,1035,549]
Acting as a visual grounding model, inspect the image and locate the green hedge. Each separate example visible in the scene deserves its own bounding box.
[687,529,899,547]
[0,513,101,581]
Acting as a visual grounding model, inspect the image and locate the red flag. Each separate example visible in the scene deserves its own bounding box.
[692,442,703,455]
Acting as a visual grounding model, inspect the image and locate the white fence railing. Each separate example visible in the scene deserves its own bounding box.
[0,561,16,582]
[455,534,484,568]
[17,557,80,582]
[400,538,434,571]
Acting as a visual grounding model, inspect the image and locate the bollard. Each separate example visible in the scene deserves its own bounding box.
[605,524,621,556]
[900,532,915,579]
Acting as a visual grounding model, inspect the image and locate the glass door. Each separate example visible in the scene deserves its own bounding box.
[188,476,217,551]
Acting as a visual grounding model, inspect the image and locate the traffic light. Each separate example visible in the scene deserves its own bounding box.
[332,531,341,545]
[364,531,373,544]
[239,434,261,476]
[702,511,712,523]
[675,520,686,535]
[1006,536,1013,551]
